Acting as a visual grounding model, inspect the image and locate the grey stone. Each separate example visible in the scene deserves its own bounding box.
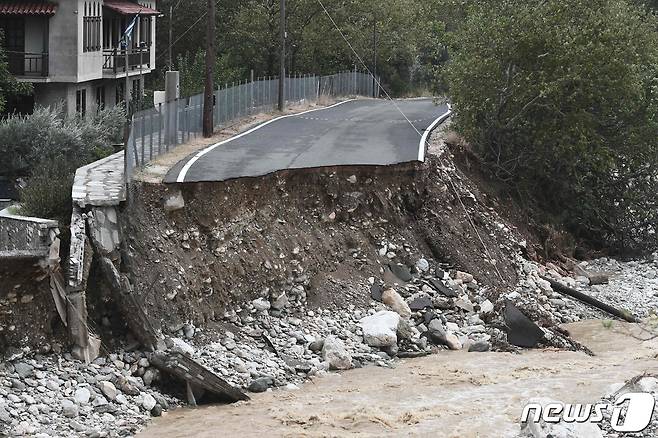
[389,264,413,282]
[270,292,288,310]
[370,284,383,302]
[61,400,78,418]
[99,381,117,400]
[248,377,274,393]
[322,336,352,370]
[309,339,325,353]
[14,362,34,379]
[468,341,491,352]
[408,294,433,311]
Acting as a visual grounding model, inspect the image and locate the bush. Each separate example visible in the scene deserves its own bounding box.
[0,105,126,220]
[444,0,658,253]
[19,158,75,222]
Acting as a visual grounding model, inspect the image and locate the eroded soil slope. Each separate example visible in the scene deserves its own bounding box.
[119,153,526,336]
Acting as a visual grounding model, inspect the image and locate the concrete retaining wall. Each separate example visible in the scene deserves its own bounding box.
[0,207,59,259]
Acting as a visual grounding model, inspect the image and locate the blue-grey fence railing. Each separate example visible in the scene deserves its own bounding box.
[124,71,377,180]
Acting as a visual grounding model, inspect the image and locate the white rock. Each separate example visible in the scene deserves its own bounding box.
[252,298,271,311]
[415,258,430,273]
[170,338,195,355]
[142,394,157,411]
[322,336,352,370]
[73,387,91,405]
[359,311,400,347]
[164,190,185,212]
[479,299,494,314]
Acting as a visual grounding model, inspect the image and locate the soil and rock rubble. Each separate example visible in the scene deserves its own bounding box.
[3,123,658,437]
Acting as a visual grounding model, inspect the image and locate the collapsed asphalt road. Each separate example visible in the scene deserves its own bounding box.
[166,98,450,183]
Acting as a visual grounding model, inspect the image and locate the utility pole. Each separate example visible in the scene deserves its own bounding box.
[168,4,173,70]
[372,14,377,98]
[203,0,215,137]
[278,0,286,112]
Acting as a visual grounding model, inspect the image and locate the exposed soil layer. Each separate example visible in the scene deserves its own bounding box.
[119,152,525,337]
[0,260,66,351]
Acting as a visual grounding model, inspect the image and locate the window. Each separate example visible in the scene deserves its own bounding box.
[96,86,105,110]
[76,89,87,117]
[83,2,101,52]
[140,16,152,47]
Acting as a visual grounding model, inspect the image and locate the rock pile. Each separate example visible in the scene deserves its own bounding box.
[0,348,177,437]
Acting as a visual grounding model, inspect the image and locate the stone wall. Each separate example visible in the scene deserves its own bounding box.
[0,208,59,259]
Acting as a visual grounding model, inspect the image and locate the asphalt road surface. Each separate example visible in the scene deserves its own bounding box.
[166,98,450,183]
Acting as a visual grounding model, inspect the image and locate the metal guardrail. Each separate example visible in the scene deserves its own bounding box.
[124,70,376,180]
[103,48,151,73]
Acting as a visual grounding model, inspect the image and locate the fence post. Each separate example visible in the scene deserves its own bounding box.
[157,103,162,154]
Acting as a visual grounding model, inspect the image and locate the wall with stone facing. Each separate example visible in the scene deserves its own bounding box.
[0,208,59,259]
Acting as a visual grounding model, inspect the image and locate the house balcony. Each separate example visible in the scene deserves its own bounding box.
[6,51,49,78]
[102,48,151,77]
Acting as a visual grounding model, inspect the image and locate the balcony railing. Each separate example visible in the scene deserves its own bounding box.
[103,48,151,74]
[6,51,48,77]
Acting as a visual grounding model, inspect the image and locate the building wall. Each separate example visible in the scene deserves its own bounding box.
[27,0,157,116]
[77,0,104,83]
[47,0,78,82]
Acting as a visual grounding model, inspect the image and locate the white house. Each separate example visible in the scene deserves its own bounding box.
[0,0,159,115]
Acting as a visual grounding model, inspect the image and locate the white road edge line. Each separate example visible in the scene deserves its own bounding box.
[176,99,358,183]
[418,104,452,162]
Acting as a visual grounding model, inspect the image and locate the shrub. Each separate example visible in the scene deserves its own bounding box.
[444,0,658,253]
[0,105,126,220]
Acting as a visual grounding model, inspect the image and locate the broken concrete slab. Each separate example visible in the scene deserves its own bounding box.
[504,302,545,348]
[150,351,249,403]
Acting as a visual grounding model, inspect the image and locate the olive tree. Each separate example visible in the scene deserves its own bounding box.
[445,0,658,252]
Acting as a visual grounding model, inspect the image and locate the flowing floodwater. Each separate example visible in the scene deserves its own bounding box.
[139,320,658,437]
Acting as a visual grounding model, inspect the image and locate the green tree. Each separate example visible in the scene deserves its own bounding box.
[0,33,31,112]
[445,0,658,252]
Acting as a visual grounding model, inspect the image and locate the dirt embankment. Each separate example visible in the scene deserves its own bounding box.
[115,152,527,338]
[0,260,65,351]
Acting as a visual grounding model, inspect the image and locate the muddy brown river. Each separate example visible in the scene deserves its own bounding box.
[139,320,658,437]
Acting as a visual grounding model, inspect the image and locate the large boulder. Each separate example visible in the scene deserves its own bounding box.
[382,288,412,318]
[322,336,352,370]
[359,311,400,347]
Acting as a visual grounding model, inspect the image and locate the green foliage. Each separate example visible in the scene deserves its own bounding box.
[176,50,242,97]
[0,32,32,112]
[156,0,439,96]
[445,0,658,253]
[19,158,75,221]
[0,105,125,220]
